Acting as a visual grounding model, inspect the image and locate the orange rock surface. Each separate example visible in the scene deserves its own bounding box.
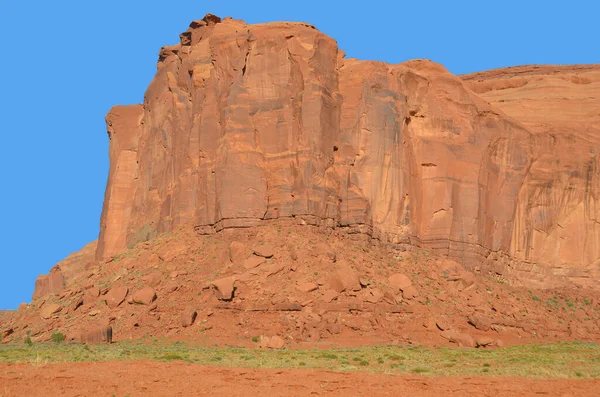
[28,14,600,306]
[84,15,598,290]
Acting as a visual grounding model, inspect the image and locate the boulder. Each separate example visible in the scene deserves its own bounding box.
[211,276,236,300]
[253,244,275,258]
[322,289,339,303]
[71,296,84,311]
[104,287,128,308]
[440,329,475,347]
[316,243,336,262]
[80,326,113,344]
[328,268,361,293]
[402,286,419,300]
[364,289,384,303]
[40,303,62,319]
[388,273,412,291]
[297,282,318,293]
[436,320,451,331]
[88,286,100,297]
[132,287,157,305]
[181,307,197,327]
[468,313,493,332]
[243,255,266,269]
[229,241,248,264]
[267,335,285,349]
[475,336,495,348]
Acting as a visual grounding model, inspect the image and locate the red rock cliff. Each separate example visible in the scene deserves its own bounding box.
[94,15,599,289]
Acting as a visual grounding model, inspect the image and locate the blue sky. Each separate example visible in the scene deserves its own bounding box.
[0,0,598,309]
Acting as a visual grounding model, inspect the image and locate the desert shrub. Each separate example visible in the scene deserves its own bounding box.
[51,332,65,343]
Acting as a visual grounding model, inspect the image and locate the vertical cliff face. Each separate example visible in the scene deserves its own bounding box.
[93,14,599,289]
[464,66,600,287]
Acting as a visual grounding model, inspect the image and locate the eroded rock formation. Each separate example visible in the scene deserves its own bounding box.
[91,14,599,289]
[463,65,600,287]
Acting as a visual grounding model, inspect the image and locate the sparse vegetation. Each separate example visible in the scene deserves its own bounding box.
[0,341,598,378]
[50,332,65,343]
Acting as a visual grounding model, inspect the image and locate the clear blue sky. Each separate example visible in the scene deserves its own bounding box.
[0,0,598,309]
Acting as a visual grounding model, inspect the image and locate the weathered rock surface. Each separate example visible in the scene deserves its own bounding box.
[80,326,113,344]
[181,307,197,327]
[26,15,600,306]
[132,287,157,305]
[104,287,128,309]
[39,303,62,319]
[211,276,235,300]
[463,65,600,288]
[33,241,97,300]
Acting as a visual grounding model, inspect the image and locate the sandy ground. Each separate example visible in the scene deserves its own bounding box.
[0,361,598,397]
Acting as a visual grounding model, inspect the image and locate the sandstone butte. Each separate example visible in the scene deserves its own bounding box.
[33,13,600,300]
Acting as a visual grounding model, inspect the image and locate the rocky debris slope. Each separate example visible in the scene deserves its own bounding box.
[5,224,600,348]
[88,14,600,289]
[33,241,97,299]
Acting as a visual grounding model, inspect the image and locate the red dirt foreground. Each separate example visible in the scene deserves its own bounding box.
[0,362,598,397]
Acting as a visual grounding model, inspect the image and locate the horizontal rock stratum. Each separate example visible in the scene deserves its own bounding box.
[36,14,600,298]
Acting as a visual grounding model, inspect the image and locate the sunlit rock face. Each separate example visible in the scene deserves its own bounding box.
[95,14,600,289]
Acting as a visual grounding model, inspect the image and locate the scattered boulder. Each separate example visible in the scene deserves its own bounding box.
[289,246,298,261]
[2,328,14,339]
[181,307,197,327]
[317,243,336,262]
[297,282,318,293]
[436,320,451,331]
[157,241,187,262]
[80,326,113,344]
[40,303,62,319]
[388,273,412,291]
[132,287,157,305]
[447,271,476,291]
[267,335,285,349]
[402,286,419,300]
[104,287,128,309]
[253,244,275,258]
[243,255,266,269]
[170,270,188,279]
[475,336,495,348]
[468,313,493,332]
[211,276,236,300]
[147,253,162,267]
[438,259,464,275]
[382,290,398,305]
[322,289,339,303]
[71,296,84,311]
[364,289,384,303]
[229,241,248,264]
[326,322,342,335]
[328,268,361,293]
[266,263,284,277]
[88,286,100,297]
[17,303,28,312]
[440,329,475,347]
